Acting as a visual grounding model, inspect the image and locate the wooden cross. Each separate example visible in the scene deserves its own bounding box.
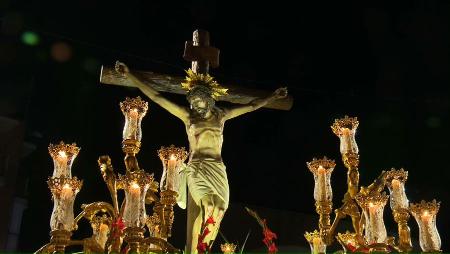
[100,29,293,110]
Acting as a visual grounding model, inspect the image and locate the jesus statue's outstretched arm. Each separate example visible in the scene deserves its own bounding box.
[223,87,288,120]
[115,61,189,122]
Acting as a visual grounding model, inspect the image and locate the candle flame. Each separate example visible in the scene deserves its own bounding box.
[58,150,67,158]
[422,210,429,217]
[170,154,176,160]
[369,202,374,208]
[63,183,71,189]
[131,181,140,189]
[318,165,325,174]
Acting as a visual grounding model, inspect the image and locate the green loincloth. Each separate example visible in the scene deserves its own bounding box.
[176,159,229,209]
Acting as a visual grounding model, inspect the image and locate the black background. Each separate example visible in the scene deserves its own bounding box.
[1,0,449,252]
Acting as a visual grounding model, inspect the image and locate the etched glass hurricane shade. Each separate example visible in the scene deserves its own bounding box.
[356,192,389,244]
[120,97,148,142]
[410,200,442,252]
[307,158,335,202]
[120,171,154,227]
[386,169,409,210]
[331,116,359,155]
[48,178,82,231]
[48,142,80,178]
[158,145,188,191]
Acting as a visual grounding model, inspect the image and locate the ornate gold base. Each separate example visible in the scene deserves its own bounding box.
[159,190,178,238]
[124,227,145,253]
[50,229,72,253]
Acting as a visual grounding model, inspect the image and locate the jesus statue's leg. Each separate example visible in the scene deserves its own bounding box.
[187,194,226,253]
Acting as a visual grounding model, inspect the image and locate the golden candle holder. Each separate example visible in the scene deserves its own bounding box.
[36,97,187,254]
[159,190,177,238]
[386,169,412,252]
[305,116,443,253]
[157,145,188,238]
[49,229,72,253]
[120,97,148,172]
[123,227,146,253]
[307,157,335,236]
[336,232,359,253]
[305,230,326,254]
[220,242,237,254]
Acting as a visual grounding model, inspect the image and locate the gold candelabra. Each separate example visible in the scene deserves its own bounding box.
[35,97,186,254]
[305,116,442,253]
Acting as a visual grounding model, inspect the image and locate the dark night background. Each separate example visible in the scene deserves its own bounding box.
[1,0,449,252]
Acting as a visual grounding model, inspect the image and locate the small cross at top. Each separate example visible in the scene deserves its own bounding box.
[183,29,220,74]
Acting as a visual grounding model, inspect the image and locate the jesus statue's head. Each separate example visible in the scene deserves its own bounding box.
[186,85,215,118]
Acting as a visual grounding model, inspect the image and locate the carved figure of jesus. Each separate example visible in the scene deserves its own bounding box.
[115,61,287,253]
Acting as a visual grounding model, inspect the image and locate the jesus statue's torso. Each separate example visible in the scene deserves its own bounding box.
[185,107,224,162]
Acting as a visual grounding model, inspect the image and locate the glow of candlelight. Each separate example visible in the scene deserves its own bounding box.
[58,150,67,158]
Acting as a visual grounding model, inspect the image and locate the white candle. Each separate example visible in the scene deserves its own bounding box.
[167,154,177,191]
[54,150,69,177]
[61,183,73,199]
[317,166,327,201]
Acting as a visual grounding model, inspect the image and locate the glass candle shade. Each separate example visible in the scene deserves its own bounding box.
[220,243,237,254]
[385,168,409,210]
[90,215,111,249]
[355,192,389,244]
[305,230,326,254]
[331,116,359,155]
[119,170,154,227]
[120,97,148,142]
[307,157,335,202]
[48,177,83,231]
[158,145,188,191]
[48,142,80,178]
[410,200,441,252]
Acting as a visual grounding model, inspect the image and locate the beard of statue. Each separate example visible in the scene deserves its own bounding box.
[187,87,215,118]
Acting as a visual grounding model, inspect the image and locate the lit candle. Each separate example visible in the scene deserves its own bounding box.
[130,181,141,196]
[317,166,327,202]
[54,151,68,177]
[410,200,441,252]
[120,97,148,142]
[61,183,73,199]
[167,154,177,191]
[49,142,80,178]
[121,171,153,228]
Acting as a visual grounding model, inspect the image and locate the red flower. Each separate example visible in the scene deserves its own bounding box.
[268,242,278,253]
[197,217,214,254]
[111,217,125,238]
[197,242,209,253]
[263,228,277,241]
[206,216,215,225]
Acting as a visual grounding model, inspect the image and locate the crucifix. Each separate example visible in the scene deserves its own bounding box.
[103,29,291,253]
[100,30,293,111]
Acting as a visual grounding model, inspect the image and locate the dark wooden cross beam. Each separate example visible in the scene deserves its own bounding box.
[100,29,293,110]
